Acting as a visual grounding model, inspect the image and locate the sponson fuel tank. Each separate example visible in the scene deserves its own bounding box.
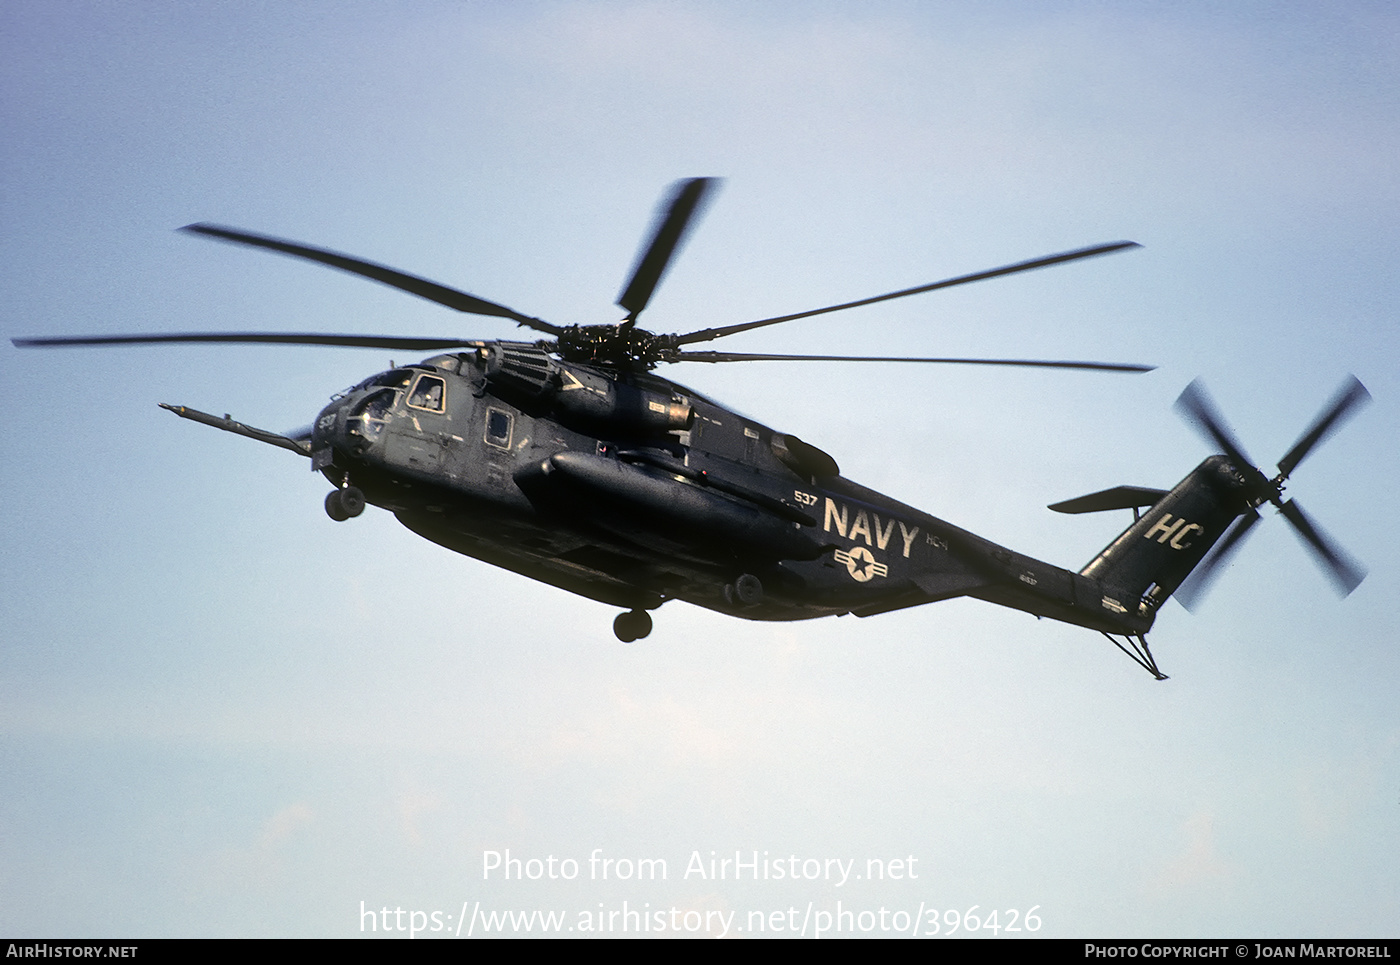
[514,450,827,561]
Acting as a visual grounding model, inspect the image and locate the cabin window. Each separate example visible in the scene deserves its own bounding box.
[407,374,446,412]
[485,407,513,449]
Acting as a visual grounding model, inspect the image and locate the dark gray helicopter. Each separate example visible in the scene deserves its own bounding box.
[14,179,1368,677]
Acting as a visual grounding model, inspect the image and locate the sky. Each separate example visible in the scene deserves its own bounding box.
[2,0,1398,939]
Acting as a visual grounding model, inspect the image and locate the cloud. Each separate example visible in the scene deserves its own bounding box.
[215,802,317,889]
[1147,811,1235,891]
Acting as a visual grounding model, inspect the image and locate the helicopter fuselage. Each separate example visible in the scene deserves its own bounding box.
[301,341,1162,636]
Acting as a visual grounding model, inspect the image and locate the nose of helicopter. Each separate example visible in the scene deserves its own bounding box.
[312,387,397,457]
[309,400,344,452]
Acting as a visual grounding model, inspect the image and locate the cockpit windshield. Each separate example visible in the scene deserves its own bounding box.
[348,389,395,445]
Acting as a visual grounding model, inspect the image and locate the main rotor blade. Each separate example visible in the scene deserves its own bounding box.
[1175,510,1260,611]
[13,332,491,351]
[674,240,1141,346]
[617,178,718,322]
[1276,375,1371,478]
[674,350,1153,372]
[1174,379,1256,473]
[1277,499,1367,596]
[181,224,564,336]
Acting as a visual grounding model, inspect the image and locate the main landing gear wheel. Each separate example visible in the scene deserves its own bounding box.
[724,573,764,607]
[324,486,365,522]
[613,609,653,642]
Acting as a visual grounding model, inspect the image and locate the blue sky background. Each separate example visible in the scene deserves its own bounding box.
[2,1,1397,938]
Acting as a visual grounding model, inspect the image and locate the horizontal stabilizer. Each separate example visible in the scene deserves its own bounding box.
[1048,485,1167,515]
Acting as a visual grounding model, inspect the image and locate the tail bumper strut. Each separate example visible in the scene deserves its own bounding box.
[1102,632,1169,681]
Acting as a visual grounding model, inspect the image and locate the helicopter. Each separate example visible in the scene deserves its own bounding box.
[13,178,1369,678]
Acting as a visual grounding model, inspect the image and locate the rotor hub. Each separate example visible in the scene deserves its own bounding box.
[551,325,680,370]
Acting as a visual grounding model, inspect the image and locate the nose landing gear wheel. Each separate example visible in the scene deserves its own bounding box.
[325,490,348,521]
[613,609,653,642]
[339,486,365,517]
[325,485,365,521]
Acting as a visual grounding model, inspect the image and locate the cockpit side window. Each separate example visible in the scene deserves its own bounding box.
[407,374,447,412]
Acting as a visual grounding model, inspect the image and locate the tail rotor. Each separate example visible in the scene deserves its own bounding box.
[1172,377,1370,609]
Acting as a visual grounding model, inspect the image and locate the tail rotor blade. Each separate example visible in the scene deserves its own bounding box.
[1276,376,1371,478]
[1174,379,1257,473]
[1175,510,1260,611]
[1277,499,1367,595]
[617,177,718,322]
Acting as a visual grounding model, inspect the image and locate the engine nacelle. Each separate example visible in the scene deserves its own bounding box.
[478,342,694,436]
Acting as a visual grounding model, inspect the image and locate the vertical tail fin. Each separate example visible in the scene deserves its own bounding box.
[1064,377,1369,618]
[1077,456,1248,612]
